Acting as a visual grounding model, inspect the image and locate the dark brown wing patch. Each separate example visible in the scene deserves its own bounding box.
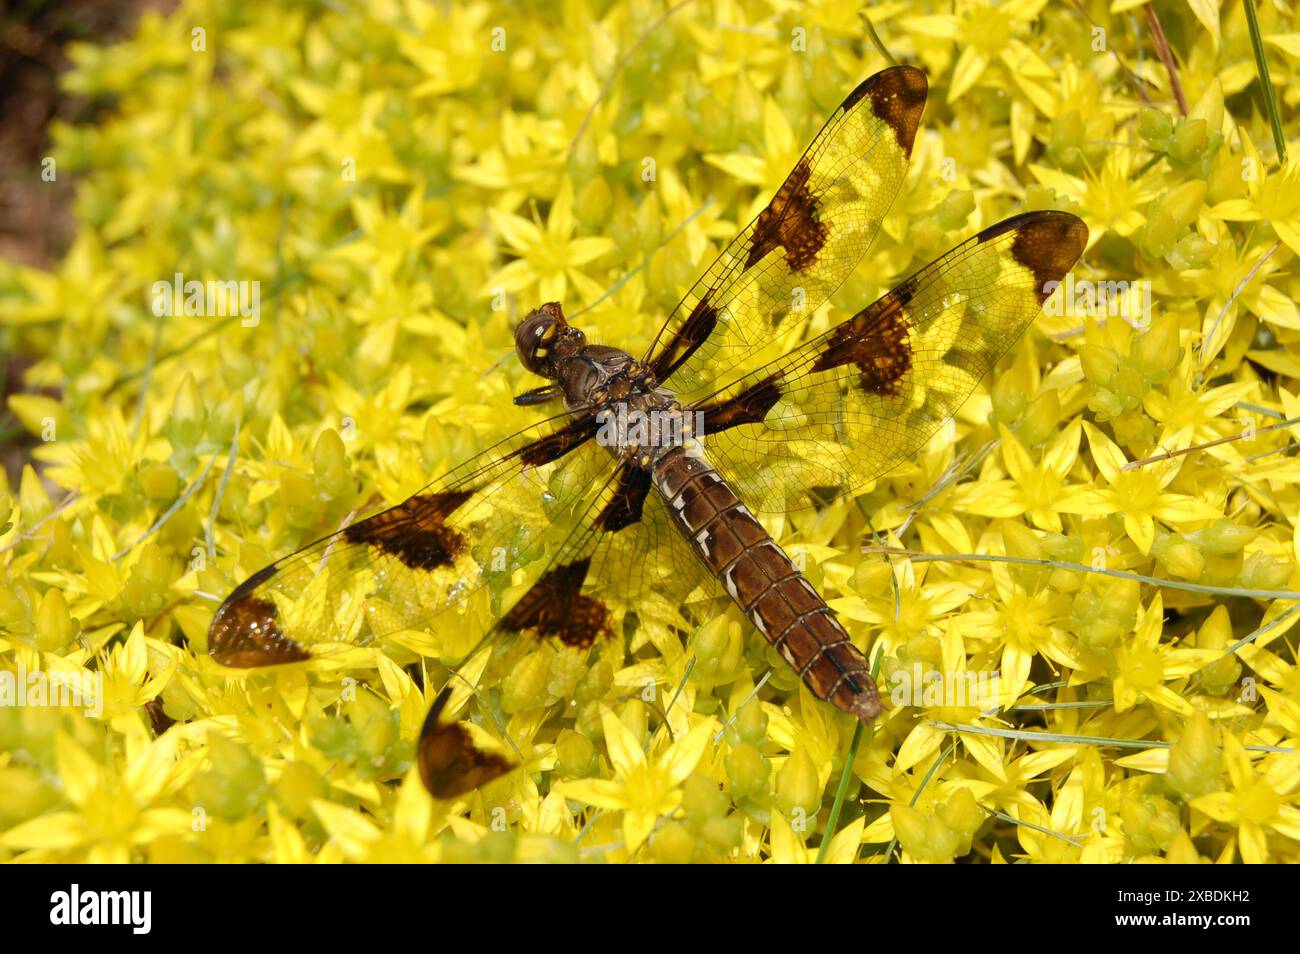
[983,210,1090,302]
[342,489,475,570]
[498,557,611,648]
[209,588,311,667]
[811,289,914,396]
[416,686,514,798]
[649,299,719,383]
[519,413,599,466]
[698,373,785,435]
[597,463,652,532]
[744,159,828,273]
[863,64,928,154]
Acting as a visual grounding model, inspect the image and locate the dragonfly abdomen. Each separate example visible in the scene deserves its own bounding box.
[653,447,883,722]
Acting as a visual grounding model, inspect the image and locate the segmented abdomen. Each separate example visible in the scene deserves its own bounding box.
[653,447,882,722]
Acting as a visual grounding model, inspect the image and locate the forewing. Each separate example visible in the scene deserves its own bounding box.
[691,211,1089,512]
[644,65,928,403]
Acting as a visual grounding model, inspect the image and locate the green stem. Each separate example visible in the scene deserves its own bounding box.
[1132,152,1165,178]
[861,13,897,65]
[1242,0,1288,163]
[815,648,883,864]
[866,549,1300,602]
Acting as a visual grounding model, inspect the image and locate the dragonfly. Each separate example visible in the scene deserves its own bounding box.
[207,65,1087,798]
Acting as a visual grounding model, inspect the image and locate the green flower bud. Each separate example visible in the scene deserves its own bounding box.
[1170,118,1208,164]
[576,176,612,229]
[547,650,585,703]
[275,760,326,818]
[734,697,768,746]
[1197,605,1232,649]
[1088,388,1125,421]
[937,787,982,855]
[693,616,730,670]
[683,772,730,822]
[1134,317,1181,376]
[892,803,959,863]
[991,371,1028,425]
[192,734,267,822]
[1110,363,1145,411]
[165,374,207,459]
[476,830,518,863]
[1196,518,1255,555]
[525,835,579,864]
[1102,578,1141,623]
[123,543,170,616]
[1139,212,1178,259]
[775,746,820,820]
[653,821,697,863]
[725,743,769,801]
[555,728,596,778]
[1138,108,1174,151]
[1239,551,1292,591]
[900,633,942,668]
[1079,344,1120,387]
[1121,792,1182,854]
[35,587,78,652]
[137,462,179,501]
[575,659,614,703]
[0,764,59,829]
[1167,713,1220,800]
[351,693,398,766]
[1172,233,1213,269]
[1163,539,1205,580]
[1079,618,1123,654]
[700,813,743,851]
[575,699,603,738]
[312,428,351,499]
[1160,179,1207,228]
[1018,388,1062,447]
[936,190,974,230]
[1197,652,1241,697]
[280,469,319,527]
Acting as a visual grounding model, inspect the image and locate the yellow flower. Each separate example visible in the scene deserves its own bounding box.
[309,771,437,863]
[0,731,191,862]
[953,420,1085,531]
[704,94,801,196]
[485,179,613,305]
[335,187,446,278]
[1192,736,1300,863]
[769,810,864,864]
[555,707,714,851]
[1112,593,1215,714]
[1209,156,1300,257]
[98,621,176,731]
[1058,423,1222,554]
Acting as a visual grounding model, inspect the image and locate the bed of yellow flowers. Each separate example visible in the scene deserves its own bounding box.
[3,0,1300,864]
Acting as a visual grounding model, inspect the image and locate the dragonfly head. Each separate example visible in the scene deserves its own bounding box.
[516,301,586,379]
